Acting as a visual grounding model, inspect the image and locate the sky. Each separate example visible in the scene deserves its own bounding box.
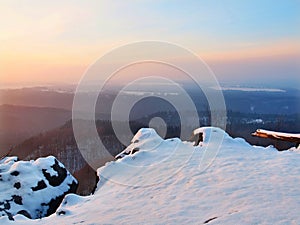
[0,0,299,88]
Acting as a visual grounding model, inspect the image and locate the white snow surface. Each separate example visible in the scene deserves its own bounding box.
[3,127,300,224]
[0,156,77,221]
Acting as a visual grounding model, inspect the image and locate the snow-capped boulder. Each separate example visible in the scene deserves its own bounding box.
[0,156,78,221]
[191,126,250,147]
[115,128,164,160]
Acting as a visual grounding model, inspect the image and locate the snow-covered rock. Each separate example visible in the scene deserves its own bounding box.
[3,127,300,224]
[115,128,164,160]
[0,156,78,221]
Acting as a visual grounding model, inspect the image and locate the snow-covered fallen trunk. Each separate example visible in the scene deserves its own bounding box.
[252,129,300,145]
[0,156,78,221]
[3,127,300,224]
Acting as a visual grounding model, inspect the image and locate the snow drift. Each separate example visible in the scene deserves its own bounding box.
[2,127,300,224]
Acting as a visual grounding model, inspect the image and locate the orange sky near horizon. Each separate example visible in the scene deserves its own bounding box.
[1,40,298,86]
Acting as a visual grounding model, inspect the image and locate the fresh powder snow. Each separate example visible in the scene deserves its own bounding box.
[1,127,300,224]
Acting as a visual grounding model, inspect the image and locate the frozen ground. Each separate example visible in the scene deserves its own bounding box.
[1,127,300,224]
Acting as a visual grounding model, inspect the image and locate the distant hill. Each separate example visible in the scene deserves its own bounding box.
[0,87,73,110]
[221,88,300,114]
[0,104,71,154]
[1,86,299,115]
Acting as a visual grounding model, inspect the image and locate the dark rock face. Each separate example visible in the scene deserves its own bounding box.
[10,171,19,176]
[0,156,78,221]
[42,159,67,187]
[13,182,21,189]
[31,180,47,191]
[190,131,203,146]
[41,180,78,217]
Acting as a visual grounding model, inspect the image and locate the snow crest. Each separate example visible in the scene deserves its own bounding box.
[4,127,300,224]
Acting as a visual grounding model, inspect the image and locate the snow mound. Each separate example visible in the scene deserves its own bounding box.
[115,128,164,159]
[192,126,250,147]
[0,156,78,221]
[104,128,191,187]
[6,127,300,224]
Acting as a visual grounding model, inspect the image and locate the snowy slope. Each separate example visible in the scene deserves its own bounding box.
[2,127,300,224]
